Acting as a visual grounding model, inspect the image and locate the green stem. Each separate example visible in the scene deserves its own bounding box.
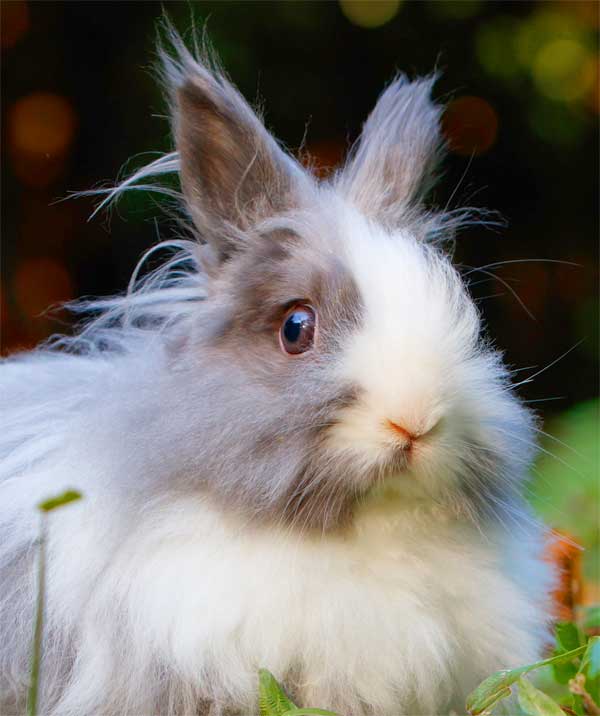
[27,514,46,716]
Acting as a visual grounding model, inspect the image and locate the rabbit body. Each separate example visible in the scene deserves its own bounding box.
[0,34,552,716]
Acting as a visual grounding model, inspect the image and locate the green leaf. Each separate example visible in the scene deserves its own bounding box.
[556,622,583,652]
[516,677,564,715]
[553,622,584,684]
[466,670,515,715]
[466,645,587,715]
[258,669,296,716]
[579,636,600,704]
[553,656,578,685]
[38,490,82,513]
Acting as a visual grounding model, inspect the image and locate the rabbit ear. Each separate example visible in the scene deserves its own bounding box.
[164,38,304,261]
[336,75,444,227]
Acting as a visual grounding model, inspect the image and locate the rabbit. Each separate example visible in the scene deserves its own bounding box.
[0,29,554,716]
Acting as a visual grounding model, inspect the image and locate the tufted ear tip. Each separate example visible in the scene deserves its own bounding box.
[336,73,446,227]
[160,26,309,262]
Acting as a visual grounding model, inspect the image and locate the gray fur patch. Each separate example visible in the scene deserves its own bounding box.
[178,224,370,531]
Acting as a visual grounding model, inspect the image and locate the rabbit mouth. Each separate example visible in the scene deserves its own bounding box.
[380,445,414,475]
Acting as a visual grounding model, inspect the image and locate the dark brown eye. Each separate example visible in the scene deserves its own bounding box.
[279,304,316,355]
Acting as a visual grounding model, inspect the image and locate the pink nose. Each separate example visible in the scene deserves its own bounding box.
[386,420,415,448]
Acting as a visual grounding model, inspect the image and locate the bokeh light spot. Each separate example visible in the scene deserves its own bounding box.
[14,258,74,319]
[533,38,592,103]
[516,9,582,69]
[9,92,77,156]
[442,96,499,156]
[339,0,401,29]
[1,0,29,49]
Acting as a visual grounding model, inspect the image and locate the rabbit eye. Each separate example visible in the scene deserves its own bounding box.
[279,304,316,355]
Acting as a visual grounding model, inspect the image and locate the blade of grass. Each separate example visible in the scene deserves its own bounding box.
[27,514,46,716]
[27,490,82,716]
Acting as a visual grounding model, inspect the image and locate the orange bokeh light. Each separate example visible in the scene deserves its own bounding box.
[0,0,29,50]
[9,92,77,156]
[13,258,74,319]
[442,95,499,156]
[544,530,584,622]
[8,92,78,186]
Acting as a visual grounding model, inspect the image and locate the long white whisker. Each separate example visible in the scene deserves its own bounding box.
[532,426,585,460]
[464,258,581,274]
[464,266,536,321]
[493,426,582,477]
[512,342,583,388]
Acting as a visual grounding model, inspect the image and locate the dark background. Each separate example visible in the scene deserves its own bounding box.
[1,1,599,583]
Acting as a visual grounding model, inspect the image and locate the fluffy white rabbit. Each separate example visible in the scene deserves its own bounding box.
[0,30,552,716]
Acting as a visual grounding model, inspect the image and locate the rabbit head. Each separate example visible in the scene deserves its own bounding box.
[144,41,537,534]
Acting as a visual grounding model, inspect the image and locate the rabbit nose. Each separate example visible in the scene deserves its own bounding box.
[386,420,415,448]
[385,417,442,447]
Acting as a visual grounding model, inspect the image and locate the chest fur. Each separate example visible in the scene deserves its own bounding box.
[88,498,548,715]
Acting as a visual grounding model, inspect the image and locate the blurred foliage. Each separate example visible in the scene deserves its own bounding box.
[467,618,600,716]
[530,399,599,584]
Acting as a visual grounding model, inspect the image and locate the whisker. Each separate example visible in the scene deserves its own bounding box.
[475,292,506,302]
[512,342,583,388]
[442,151,476,217]
[463,266,536,320]
[464,258,581,274]
[493,426,582,477]
[532,426,585,460]
[510,365,539,374]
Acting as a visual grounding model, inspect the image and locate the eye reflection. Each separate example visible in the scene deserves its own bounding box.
[279,305,316,355]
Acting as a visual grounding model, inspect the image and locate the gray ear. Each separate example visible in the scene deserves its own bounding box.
[164,39,305,261]
[336,75,444,226]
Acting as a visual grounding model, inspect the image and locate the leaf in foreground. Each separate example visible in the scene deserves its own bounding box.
[578,636,600,705]
[466,644,587,715]
[258,671,339,716]
[516,677,564,716]
[554,621,584,684]
[259,669,296,716]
